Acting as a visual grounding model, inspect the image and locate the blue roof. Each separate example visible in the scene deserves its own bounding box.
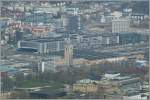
[0,64,19,74]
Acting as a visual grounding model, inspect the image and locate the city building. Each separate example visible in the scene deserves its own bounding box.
[75,32,119,49]
[31,26,50,37]
[112,18,130,33]
[111,11,123,18]
[17,37,65,54]
[119,32,146,45]
[66,14,82,33]
[60,14,68,31]
[131,13,148,21]
[38,59,59,73]
[72,79,99,93]
[0,64,20,77]
[64,38,74,66]
[100,74,142,96]
[73,83,98,93]
[1,1,149,99]
[112,76,141,96]
[72,79,120,94]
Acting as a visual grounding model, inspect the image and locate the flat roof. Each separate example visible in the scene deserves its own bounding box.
[24,37,64,43]
[0,64,18,72]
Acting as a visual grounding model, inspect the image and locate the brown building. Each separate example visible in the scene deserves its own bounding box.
[31,26,50,37]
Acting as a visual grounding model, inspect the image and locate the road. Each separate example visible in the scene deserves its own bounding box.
[16,86,51,91]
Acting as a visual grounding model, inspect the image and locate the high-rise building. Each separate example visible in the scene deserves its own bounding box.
[66,14,82,33]
[112,18,130,33]
[64,38,73,66]
[61,14,68,30]
[67,15,78,33]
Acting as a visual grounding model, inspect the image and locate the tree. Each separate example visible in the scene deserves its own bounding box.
[15,73,24,87]
[1,76,14,92]
[9,90,29,99]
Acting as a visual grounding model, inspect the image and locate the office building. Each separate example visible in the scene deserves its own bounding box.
[66,14,82,33]
[112,18,130,33]
[38,60,58,73]
[76,33,119,49]
[119,32,146,45]
[17,37,65,54]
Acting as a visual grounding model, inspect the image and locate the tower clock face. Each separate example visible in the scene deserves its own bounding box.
[69,45,73,53]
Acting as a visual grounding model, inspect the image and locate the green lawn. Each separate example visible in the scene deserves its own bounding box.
[19,80,64,89]
[19,80,50,88]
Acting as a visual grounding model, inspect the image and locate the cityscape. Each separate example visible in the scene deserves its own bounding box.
[0,0,149,99]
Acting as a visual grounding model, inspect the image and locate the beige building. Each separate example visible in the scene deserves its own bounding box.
[112,18,130,33]
[73,83,98,93]
[64,39,73,66]
[72,79,120,94]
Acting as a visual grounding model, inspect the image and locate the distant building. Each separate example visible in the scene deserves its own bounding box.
[101,33,119,45]
[0,65,19,77]
[0,72,8,78]
[73,79,98,93]
[73,83,98,93]
[15,30,23,41]
[38,60,58,73]
[130,13,148,26]
[73,76,142,95]
[111,11,123,18]
[100,15,106,23]
[119,33,144,45]
[31,26,50,38]
[64,38,73,66]
[131,13,147,21]
[66,14,82,33]
[72,79,120,94]
[75,33,119,49]
[17,37,65,54]
[61,14,68,31]
[112,18,130,33]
